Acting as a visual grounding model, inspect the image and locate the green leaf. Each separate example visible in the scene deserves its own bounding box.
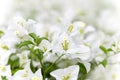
[17,40,33,48]
[7,53,22,75]
[78,74,87,80]
[37,37,48,46]
[77,63,87,74]
[100,59,107,67]
[100,45,113,54]
[29,33,38,42]
[77,63,88,80]
[30,60,38,73]
[107,48,113,52]
[1,76,8,80]
[99,45,108,54]
[29,33,48,46]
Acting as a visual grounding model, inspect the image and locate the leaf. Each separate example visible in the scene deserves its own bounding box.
[29,33,48,46]
[100,59,107,67]
[100,45,113,54]
[7,53,22,75]
[107,48,113,52]
[78,74,87,80]
[77,63,87,80]
[37,37,48,46]
[1,76,8,80]
[30,60,38,73]
[77,63,87,74]
[29,33,38,42]
[99,45,108,54]
[17,40,33,48]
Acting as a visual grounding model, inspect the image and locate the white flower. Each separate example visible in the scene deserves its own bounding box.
[68,45,91,61]
[97,10,120,33]
[11,61,33,80]
[0,65,11,79]
[31,69,43,80]
[51,32,72,54]
[105,63,120,80]
[11,62,43,80]
[39,40,52,53]
[86,64,106,80]
[17,51,29,67]
[0,48,12,65]
[108,53,120,64]
[87,63,120,80]
[0,30,19,49]
[51,32,91,61]
[50,65,79,80]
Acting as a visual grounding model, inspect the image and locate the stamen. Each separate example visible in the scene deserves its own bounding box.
[42,46,47,52]
[32,76,41,80]
[0,44,9,50]
[68,24,74,33]
[0,65,5,71]
[62,73,71,80]
[61,37,69,51]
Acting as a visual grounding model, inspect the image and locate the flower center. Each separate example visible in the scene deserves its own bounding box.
[42,46,47,52]
[0,65,5,71]
[17,21,24,27]
[67,24,73,33]
[79,21,86,34]
[61,37,69,51]
[22,70,29,78]
[112,74,117,80]
[0,44,9,50]
[62,73,71,80]
[32,76,41,80]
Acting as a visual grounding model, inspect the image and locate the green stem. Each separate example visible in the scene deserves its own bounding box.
[39,59,46,80]
[45,54,64,73]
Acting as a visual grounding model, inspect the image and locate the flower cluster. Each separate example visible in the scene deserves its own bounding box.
[0,16,120,80]
[0,0,120,80]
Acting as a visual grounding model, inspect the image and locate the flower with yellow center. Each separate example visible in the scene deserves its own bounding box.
[21,69,29,78]
[75,21,86,34]
[14,30,19,35]
[17,21,24,27]
[50,65,79,80]
[0,65,11,79]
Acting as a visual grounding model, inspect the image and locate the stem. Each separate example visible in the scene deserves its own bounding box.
[28,45,45,79]
[39,59,43,67]
[45,54,64,73]
[39,59,46,80]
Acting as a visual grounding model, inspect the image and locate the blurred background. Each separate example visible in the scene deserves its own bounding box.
[0,0,120,33]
